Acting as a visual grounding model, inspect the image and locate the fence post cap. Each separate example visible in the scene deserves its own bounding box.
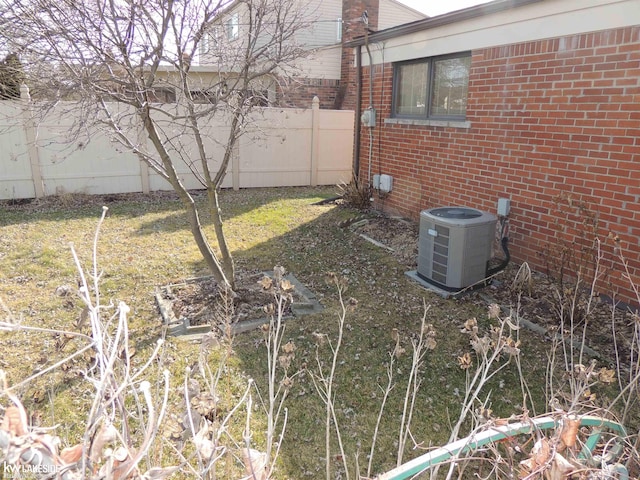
[20,83,30,100]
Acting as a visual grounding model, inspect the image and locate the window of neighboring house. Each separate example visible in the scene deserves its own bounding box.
[203,27,221,56]
[392,52,471,120]
[241,89,269,107]
[149,87,176,103]
[200,31,211,55]
[337,17,342,42]
[192,87,269,106]
[190,90,217,104]
[226,13,239,40]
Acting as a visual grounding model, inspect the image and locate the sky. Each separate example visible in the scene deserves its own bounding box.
[397,0,494,17]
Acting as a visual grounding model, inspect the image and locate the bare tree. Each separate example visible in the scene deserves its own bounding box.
[0,0,310,290]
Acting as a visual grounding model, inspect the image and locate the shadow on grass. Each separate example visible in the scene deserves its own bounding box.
[0,186,549,479]
[0,186,339,229]
[182,203,531,478]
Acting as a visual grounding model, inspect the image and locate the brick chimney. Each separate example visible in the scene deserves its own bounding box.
[335,0,379,109]
[342,0,379,42]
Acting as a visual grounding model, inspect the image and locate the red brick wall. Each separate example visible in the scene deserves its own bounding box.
[357,26,640,304]
[276,78,341,109]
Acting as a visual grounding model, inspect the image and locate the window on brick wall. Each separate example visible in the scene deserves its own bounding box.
[392,52,471,120]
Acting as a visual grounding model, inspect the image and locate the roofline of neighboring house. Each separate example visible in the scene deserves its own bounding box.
[205,0,238,25]
[220,0,239,13]
[384,0,429,19]
[344,0,544,47]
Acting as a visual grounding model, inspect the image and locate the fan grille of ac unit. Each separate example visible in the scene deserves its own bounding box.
[431,224,449,284]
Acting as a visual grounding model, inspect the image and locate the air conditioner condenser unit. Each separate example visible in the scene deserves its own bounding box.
[417,207,497,291]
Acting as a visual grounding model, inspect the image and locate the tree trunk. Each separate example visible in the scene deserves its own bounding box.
[209,111,242,287]
[179,187,233,291]
[141,109,233,291]
[208,187,235,288]
[184,96,236,290]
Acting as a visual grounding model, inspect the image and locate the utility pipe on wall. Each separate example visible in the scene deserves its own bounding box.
[353,45,362,181]
[364,27,375,188]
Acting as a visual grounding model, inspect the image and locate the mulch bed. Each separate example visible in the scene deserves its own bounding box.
[351,212,637,371]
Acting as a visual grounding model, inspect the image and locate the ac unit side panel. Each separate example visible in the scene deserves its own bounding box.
[459,223,496,287]
[443,224,488,289]
[445,226,465,288]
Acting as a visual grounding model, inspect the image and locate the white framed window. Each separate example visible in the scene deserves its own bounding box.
[226,13,239,40]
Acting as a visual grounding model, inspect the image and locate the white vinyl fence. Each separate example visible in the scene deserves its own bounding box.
[0,95,353,199]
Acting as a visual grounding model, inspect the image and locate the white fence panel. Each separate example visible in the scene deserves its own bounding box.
[36,123,142,196]
[239,108,314,188]
[317,109,356,185]
[148,109,235,191]
[0,103,35,198]
[0,96,353,199]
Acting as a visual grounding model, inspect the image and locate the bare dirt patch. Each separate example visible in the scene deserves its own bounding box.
[162,271,282,327]
[356,215,419,269]
[157,268,322,338]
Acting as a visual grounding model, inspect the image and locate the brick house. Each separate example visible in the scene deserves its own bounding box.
[344,0,640,304]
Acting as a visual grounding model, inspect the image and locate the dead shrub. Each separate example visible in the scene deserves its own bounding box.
[337,177,371,211]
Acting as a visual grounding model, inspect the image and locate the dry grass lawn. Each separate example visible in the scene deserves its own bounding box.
[1,187,624,478]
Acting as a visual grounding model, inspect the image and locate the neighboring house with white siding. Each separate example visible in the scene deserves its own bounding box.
[378,0,425,29]
[194,0,425,108]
